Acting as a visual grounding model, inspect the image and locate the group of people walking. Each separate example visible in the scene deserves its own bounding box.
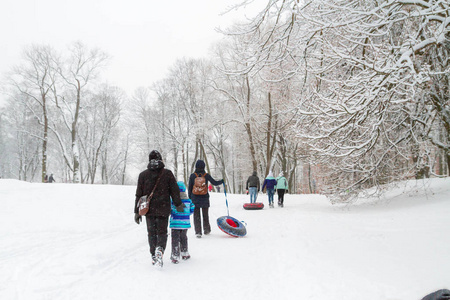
[44,173,55,183]
[133,150,223,267]
[246,170,288,208]
[134,150,289,268]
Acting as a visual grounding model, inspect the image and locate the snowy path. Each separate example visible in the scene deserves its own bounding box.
[0,178,449,300]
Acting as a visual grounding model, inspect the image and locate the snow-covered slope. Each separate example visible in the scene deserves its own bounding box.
[0,178,449,300]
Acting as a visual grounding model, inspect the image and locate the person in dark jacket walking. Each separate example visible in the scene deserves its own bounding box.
[188,160,224,238]
[246,171,260,203]
[134,150,184,267]
[48,174,55,183]
[262,171,277,208]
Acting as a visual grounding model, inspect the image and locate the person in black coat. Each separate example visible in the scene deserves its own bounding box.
[134,150,183,267]
[48,174,55,183]
[188,160,224,238]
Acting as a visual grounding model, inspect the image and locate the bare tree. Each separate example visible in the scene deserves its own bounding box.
[2,93,42,180]
[53,41,109,183]
[6,45,58,182]
[212,47,261,172]
[6,45,59,182]
[78,84,122,183]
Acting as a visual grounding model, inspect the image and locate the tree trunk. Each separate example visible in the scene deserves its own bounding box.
[72,80,81,183]
[121,145,128,185]
[244,76,258,171]
[308,163,313,194]
[446,152,450,177]
[182,144,187,183]
[41,94,48,183]
[191,138,200,173]
[265,92,277,176]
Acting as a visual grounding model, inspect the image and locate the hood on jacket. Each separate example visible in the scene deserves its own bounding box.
[149,150,162,161]
[194,160,206,174]
[195,160,205,170]
[177,181,186,192]
[148,150,164,170]
[252,171,257,176]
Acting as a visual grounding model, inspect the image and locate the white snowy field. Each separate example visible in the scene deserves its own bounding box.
[0,178,449,300]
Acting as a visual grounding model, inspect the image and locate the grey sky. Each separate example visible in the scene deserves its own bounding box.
[0,0,258,103]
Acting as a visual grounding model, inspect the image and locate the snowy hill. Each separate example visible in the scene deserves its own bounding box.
[0,178,449,300]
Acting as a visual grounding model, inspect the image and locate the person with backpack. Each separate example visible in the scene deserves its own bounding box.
[134,150,184,268]
[188,159,224,238]
[170,181,195,264]
[246,171,260,203]
[262,171,277,208]
[275,171,288,207]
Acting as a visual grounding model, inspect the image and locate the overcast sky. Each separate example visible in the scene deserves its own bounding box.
[0,0,261,103]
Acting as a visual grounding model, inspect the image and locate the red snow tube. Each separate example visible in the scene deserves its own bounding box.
[243,202,264,210]
[217,216,247,237]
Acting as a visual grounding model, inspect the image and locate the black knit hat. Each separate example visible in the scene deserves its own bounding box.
[149,150,162,161]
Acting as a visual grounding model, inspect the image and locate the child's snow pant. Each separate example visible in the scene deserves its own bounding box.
[171,229,188,258]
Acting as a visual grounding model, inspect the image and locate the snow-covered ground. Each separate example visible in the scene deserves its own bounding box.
[0,178,449,300]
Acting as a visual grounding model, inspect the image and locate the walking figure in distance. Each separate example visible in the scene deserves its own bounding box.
[262,171,277,208]
[275,172,288,207]
[246,171,260,203]
[48,174,55,183]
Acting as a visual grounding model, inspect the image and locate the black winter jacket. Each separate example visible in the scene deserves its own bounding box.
[246,171,260,191]
[134,162,182,217]
[188,169,223,208]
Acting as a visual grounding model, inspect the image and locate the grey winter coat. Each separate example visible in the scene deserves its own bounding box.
[246,171,260,191]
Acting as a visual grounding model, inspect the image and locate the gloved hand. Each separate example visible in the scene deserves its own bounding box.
[176,203,186,212]
[134,213,142,224]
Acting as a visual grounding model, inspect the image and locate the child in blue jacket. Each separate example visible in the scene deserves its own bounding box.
[262,171,277,208]
[170,181,195,264]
